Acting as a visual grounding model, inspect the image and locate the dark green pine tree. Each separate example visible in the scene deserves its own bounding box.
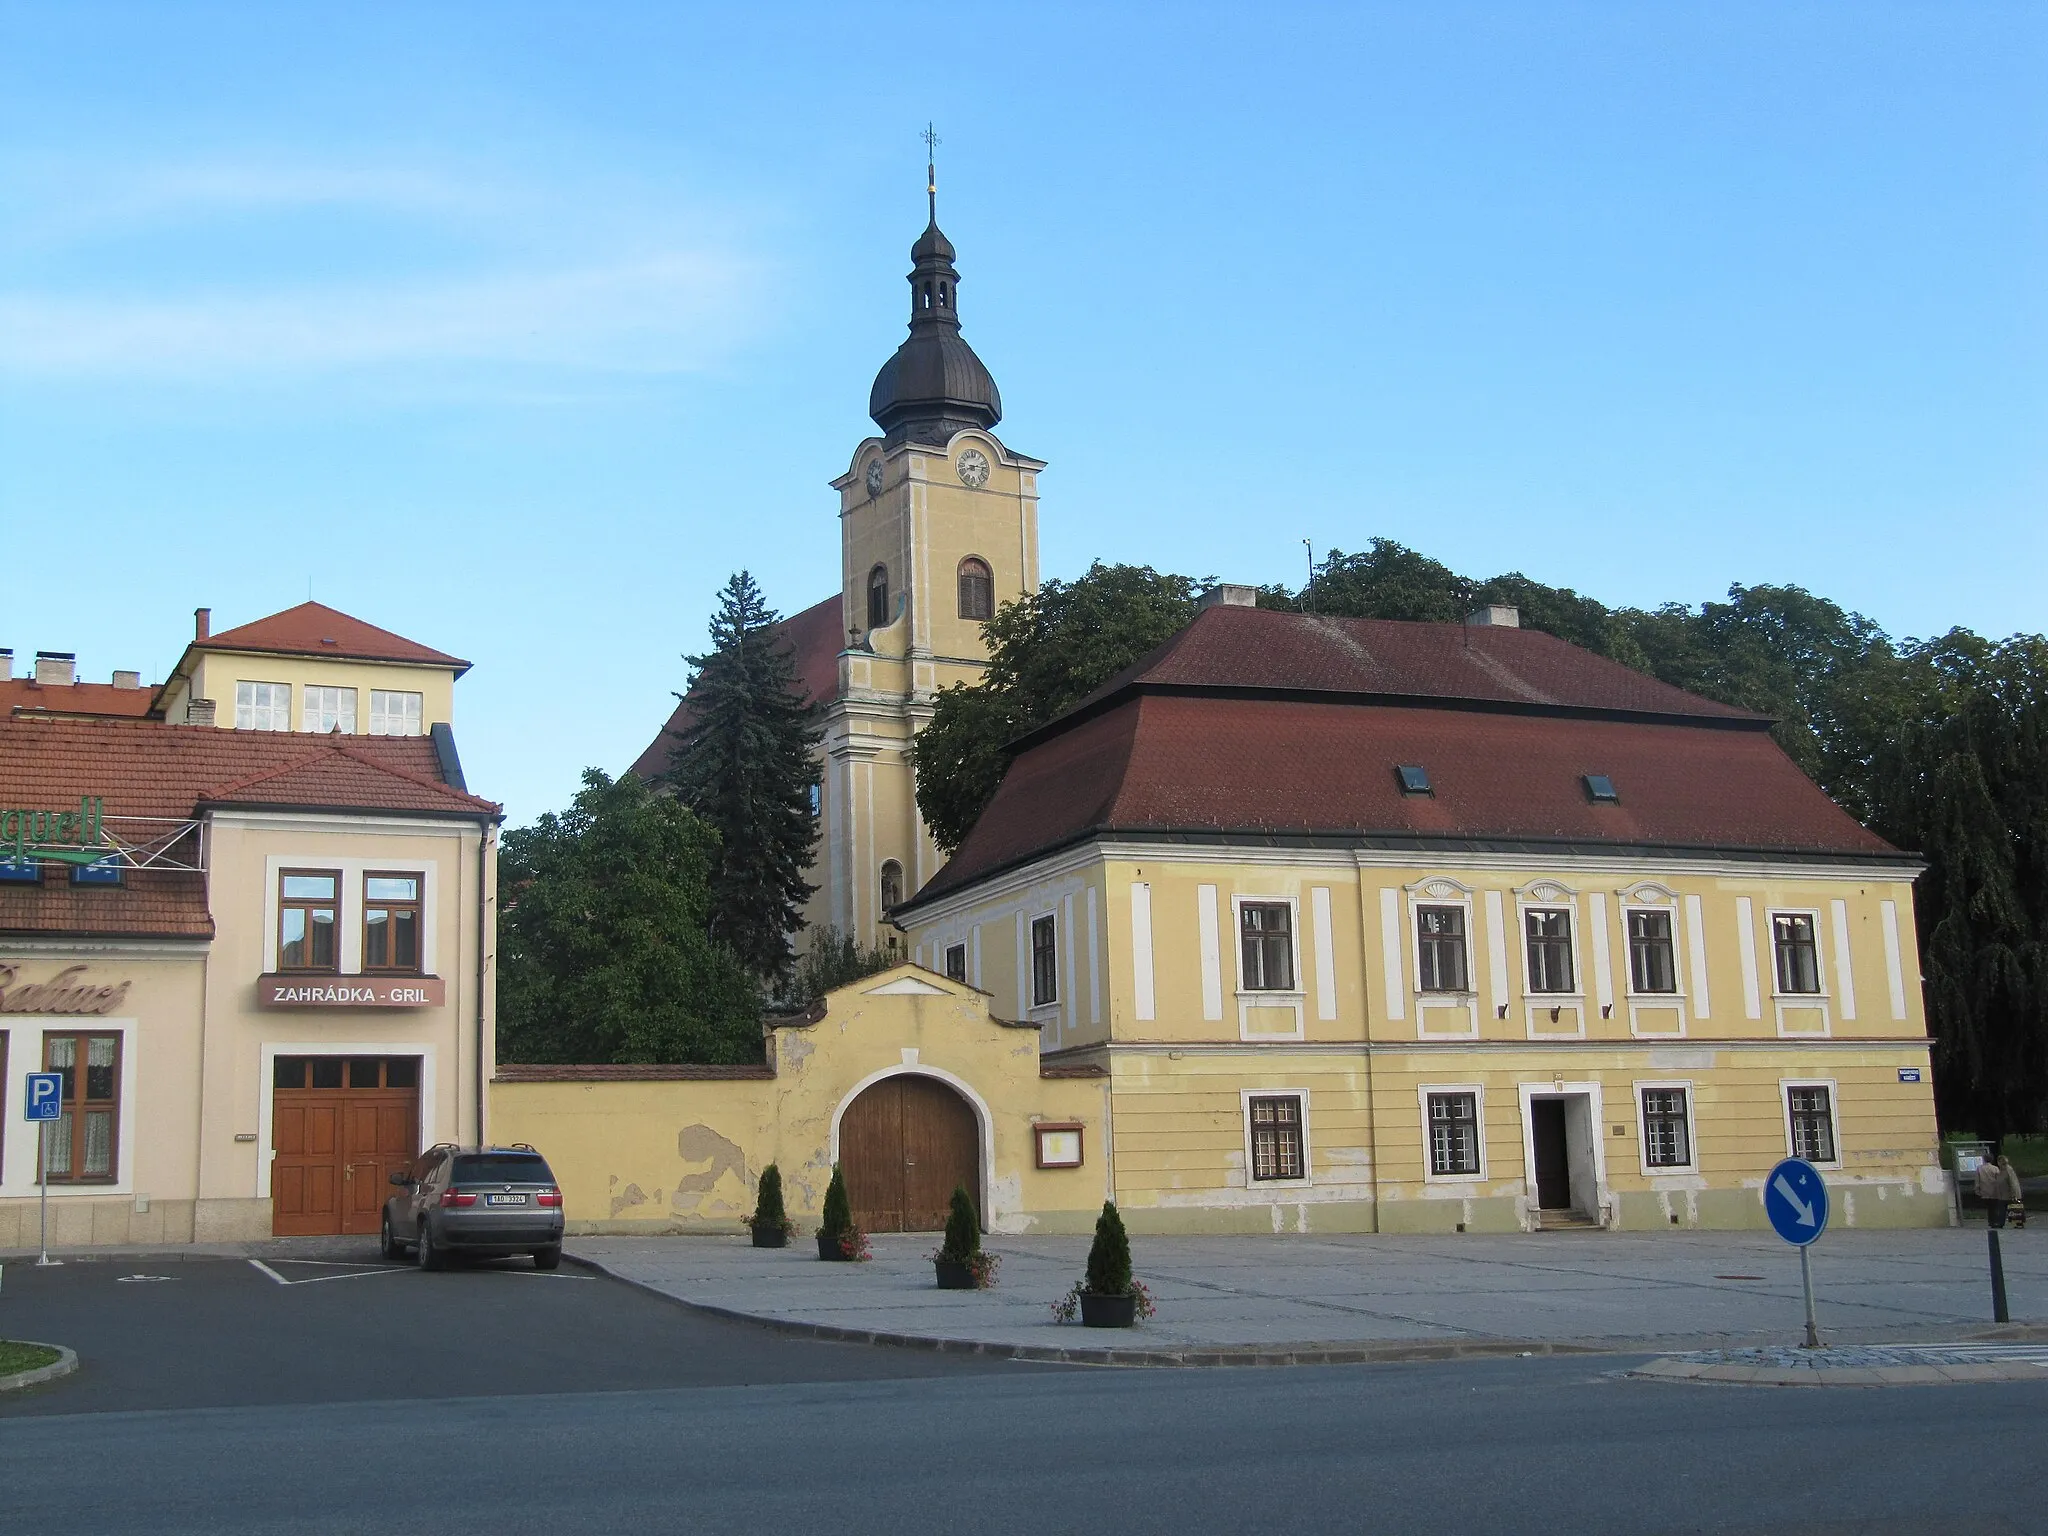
[665,571,822,981]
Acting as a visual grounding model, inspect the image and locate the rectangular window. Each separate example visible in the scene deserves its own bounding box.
[369,690,423,736]
[944,943,968,984]
[1239,902,1295,991]
[43,1032,120,1182]
[1773,913,1821,994]
[1030,914,1058,1008]
[301,685,357,733]
[278,870,340,971]
[1628,909,1677,994]
[1641,1088,1692,1168]
[235,681,292,731]
[1788,1085,1836,1163]
[363,873,422,973]
[1427,1091,1480,1176]
[1415,905,1468,993]
[1248,1095,1306,1181]
[1524,909,1575,994]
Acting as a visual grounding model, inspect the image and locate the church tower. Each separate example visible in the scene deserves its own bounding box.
[813,145,1043,949]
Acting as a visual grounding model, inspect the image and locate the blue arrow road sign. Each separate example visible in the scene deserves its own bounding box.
[24,1073,62,1122]
[1764,1156,1829,1246]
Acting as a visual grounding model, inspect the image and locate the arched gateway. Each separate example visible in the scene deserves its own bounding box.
[838,1073,981,1232]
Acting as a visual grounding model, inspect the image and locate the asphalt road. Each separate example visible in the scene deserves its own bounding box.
[5,1246,2047,1533]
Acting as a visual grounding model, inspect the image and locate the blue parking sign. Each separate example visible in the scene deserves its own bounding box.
[24,1073,62,1122]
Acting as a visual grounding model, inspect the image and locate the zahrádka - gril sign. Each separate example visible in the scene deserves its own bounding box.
[0,963,131,1016]
[2,796,112,866]
[260,975,445,1009]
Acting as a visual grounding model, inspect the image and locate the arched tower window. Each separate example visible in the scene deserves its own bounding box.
[879,860,904,913]
[957,556,993,621]
[867,564,891,631]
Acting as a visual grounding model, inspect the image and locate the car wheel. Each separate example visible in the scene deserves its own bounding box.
[418,1222,444,1272]
[380,1212,405,1261]
[533,1245,562,1271]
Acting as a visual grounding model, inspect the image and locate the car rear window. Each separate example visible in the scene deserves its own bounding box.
[452,1154,554,1184]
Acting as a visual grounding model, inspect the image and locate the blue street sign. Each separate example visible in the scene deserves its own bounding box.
[1764,1156,1829,1246]
[1898,1068,1922,1083]
[24,1073,62,1123]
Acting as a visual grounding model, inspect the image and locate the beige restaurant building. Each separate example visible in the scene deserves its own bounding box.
[0,605,498,1247]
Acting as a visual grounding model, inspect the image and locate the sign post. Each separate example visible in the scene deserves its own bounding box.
[24,1073,63,1268]
[1763,1156,1830,1348]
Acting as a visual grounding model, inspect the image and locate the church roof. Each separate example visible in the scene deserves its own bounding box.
[868,219,1002,447]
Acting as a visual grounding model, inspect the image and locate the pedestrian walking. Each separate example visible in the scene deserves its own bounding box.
[1999,1153,2026,1230]
[1976,1153,2009,1228]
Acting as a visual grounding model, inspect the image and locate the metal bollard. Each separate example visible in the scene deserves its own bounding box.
[1989,1228,2011,1324]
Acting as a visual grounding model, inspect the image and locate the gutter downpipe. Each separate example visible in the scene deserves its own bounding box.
[476,818,491,1146]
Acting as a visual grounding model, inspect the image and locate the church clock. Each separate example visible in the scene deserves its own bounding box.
[954,447,990,488]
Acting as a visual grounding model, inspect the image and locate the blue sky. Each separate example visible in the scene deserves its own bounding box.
[2,3,2041,825]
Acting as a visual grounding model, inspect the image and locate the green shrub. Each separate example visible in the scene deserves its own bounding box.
[750,1164,787,1230]
[1084,1200,1132,1296]
[940,1186,981,1263]
[820,1164,852,1240]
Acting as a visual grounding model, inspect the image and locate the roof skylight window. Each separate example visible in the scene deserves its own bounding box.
[1396,764,1432,796]
[1584,774,1620,803]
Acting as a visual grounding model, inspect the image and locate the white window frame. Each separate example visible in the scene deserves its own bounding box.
[369,689,424,737]
[1240,1089,1313,1189]
[1779,1078,1842,1171]
[1618,882,1689,1038]
[943,942,967,984]
[300,684,357,734]
[262,854,440,977]
[1767,908,1828,999]
[235,680,292,731]
[1634,1080,1699,1176]
[1028,909,1059,1011]
[1519,904,1580,997]
[1418,1083,1487,1184]
[0,1017,141,1197]
[1231,893,1303,997]
[1514,881,1584,1039]
[1406,879,1479,1040]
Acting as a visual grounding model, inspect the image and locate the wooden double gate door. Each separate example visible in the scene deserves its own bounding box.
[840,1074,981,1233]
[271,1056,421,1237]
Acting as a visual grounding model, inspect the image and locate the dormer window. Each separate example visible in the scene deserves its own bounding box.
[867,565,891,631]
[1584,774,1619,803]
[1396,764,1432,796]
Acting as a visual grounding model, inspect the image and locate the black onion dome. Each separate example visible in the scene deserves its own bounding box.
[869,219,1002,447]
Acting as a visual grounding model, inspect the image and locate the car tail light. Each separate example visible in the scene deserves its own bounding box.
[537,1187,562,1207]
[440,1189,478,1207]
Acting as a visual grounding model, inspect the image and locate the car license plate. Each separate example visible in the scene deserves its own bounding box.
[486,1193,527,1206]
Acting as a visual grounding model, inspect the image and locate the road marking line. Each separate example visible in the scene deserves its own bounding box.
[249,1259,290,1285]
[247,1258,408,1286]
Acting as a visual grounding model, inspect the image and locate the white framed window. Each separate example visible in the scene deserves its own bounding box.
[1782,1080,1840,1167]
[1420,1085,1485,1180]
[1234,896,1300,994]
[1030,912,1058,1008]
[944,943,967,983]
[1415,904,1470,993]
[1636,1082,1697,1173]
[1770,910,1825,996]
[1523,907,1576,994]
[1242,1091,1311,1187]
[1625,906,1680,995]
[301,685,357,734]
[235,681,292,731]
[369,690,424,736]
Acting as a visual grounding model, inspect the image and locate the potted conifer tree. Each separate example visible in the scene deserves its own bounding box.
[816,1163,867,1260]
[1054,1200,1154,1327]
[931,1186,998,1289]
[747,1164,795,1248]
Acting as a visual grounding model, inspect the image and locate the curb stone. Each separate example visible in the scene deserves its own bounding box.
[0,1343,78,1394]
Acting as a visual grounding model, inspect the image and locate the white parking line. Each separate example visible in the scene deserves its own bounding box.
[248,1259,407,1286]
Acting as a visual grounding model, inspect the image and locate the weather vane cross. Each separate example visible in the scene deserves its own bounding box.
[922,122,941,220]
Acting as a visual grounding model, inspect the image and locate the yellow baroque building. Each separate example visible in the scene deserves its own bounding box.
[892,596,1949,1235]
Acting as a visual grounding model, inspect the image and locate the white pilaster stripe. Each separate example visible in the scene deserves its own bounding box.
[1197,883,1223,1022]
[1014,911,1028,1018]
[1062,893,1077,1035]
[1589,891,1614,1013]
[1881,899,1907,1020]
[1130,882,1155,1021]
[1829,899,1857,1021]
[1735,896,1762,1020]
[1311,886,1337,1022]
[1684,893,1711,1018]
[1484,889,1510,1014]
[1379,888,1405,1021]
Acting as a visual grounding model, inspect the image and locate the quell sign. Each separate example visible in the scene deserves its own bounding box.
[2,796,111,866]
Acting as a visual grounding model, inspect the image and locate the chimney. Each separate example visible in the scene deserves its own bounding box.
[112,670,142,690]
[194,607,211,641]
[187,697,217,726]
[0,649,11,681]
[1197,583,1258,610]
[34,651,77,686]
[1466,604,1521,629]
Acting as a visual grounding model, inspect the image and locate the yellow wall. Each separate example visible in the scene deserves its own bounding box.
[163,651,458,733]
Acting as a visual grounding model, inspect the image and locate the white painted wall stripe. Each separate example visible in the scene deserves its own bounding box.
[1311,886,1337,1022]
[1379,888,1405,1021]
[1881,899,1907,1020]
[1062,893,1077,1036]
[1589,891,1614,1013]
[1829,899,1857,1021]
[1197,883,1224,1022]
[1014,911,1028,1018]
[1130,882,1155,1021]
[970,923,982,990]
[1087,885,1102,1027]
[1684,893,1711,1018]
[1484,889,1510,1014]
[1735,896,1762,1020]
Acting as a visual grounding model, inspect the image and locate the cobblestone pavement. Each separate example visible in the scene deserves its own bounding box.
[1631,1340,2048,1386]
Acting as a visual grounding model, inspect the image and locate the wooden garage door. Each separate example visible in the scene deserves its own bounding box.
[272,1056,420,1237]
[840,1074,980,1233]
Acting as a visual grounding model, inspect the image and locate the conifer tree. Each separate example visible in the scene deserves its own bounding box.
[665,571,822,980]
[820,1164,852,1241]
[1084,1200,1133,1297]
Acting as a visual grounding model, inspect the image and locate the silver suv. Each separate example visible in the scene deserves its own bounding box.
[382,1144,565,1270]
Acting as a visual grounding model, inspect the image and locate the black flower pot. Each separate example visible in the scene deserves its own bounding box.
[751,1224,787,1249]
[818,1232,852,1261]
[934,1258,976,1290]
[1079,1291,1138,1328]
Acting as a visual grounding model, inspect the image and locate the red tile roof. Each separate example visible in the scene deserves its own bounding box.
[632,593,843,779]
[2,677,157,720]
[906,610,1900,910]
[195,602,471,675]
[0,716,497,938]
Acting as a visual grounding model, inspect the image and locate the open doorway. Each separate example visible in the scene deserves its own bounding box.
[1524,1090,1602,1229]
